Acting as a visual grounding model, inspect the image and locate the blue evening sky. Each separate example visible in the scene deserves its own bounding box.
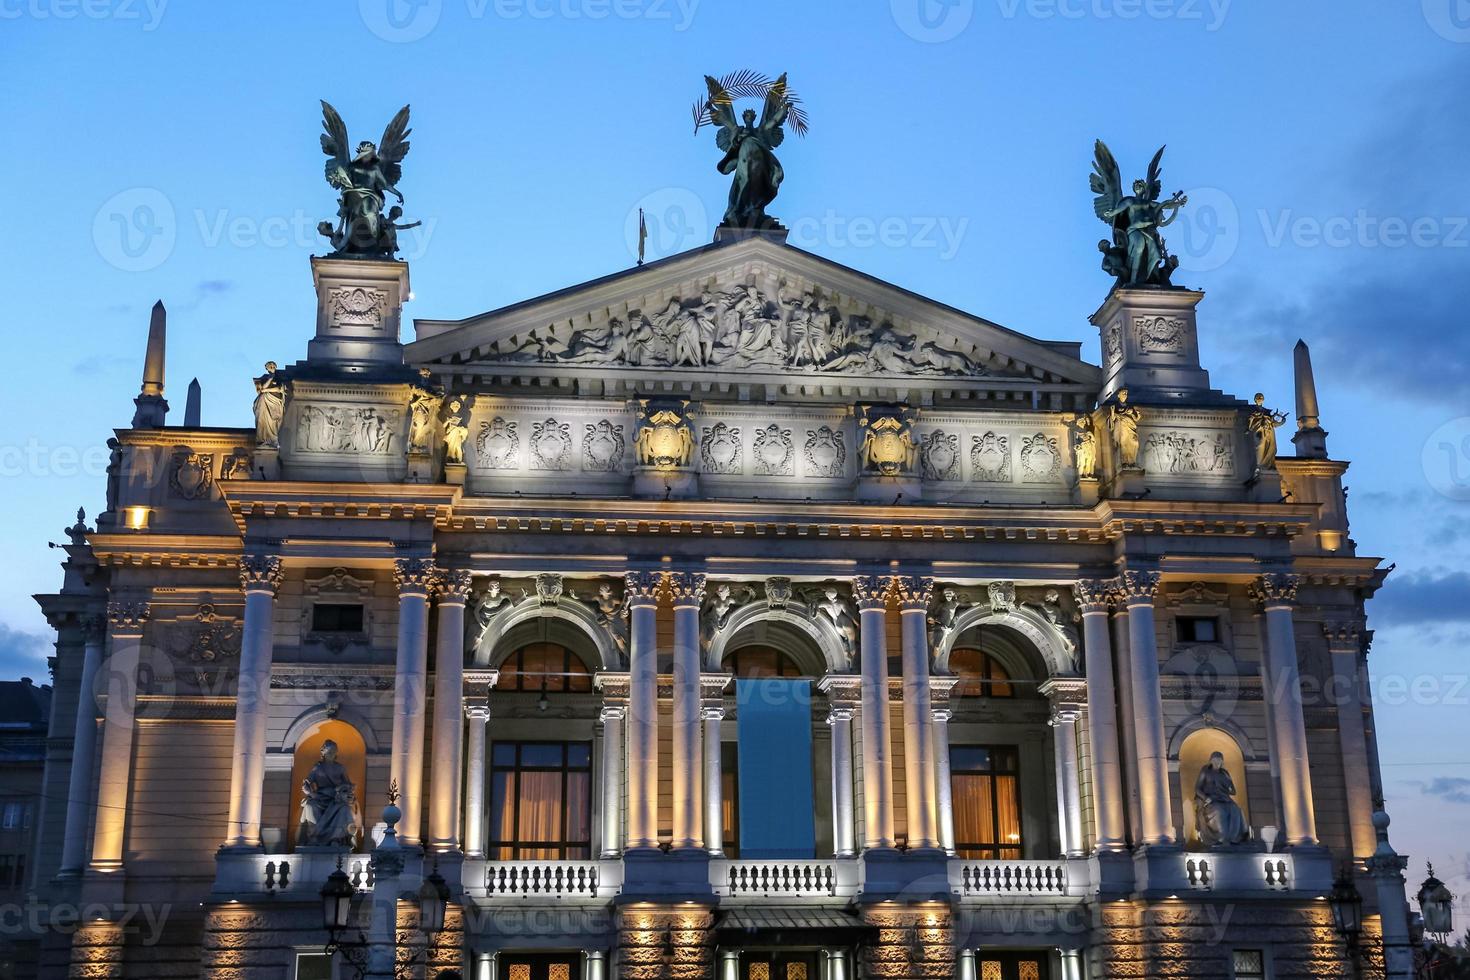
[3,0,1467,891]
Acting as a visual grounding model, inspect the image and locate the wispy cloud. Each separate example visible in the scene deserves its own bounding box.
[0,623,50,682]
[1371,570,1470,626]
[1421,777,1470,806]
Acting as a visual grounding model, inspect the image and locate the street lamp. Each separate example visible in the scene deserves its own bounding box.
[418,863,451,935]
[1418,864,1455,939]
[1330,863,1365,979]
[322,859,357,940]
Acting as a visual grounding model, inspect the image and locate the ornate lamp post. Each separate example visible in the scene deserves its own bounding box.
[1330,864,1365,980]
[1418,864,1455,940]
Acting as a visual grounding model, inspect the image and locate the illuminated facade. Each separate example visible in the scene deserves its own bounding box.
[28,230,1415,979]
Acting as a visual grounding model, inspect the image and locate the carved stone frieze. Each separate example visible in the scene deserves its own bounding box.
[476,417,520,469]
[920,430,960,481]
[529,418,572,471]
[1143,430,1234,476]
[582,420,626,472]
[803,426,846,478]
[1135,315,1186,353]
[1019,433,1062,483]
[700,422,742,475]
[297,404,401,455]
[168,451,214,500]
[751,424,794,476]
[970,432,1011,483]
[328,285,388,329]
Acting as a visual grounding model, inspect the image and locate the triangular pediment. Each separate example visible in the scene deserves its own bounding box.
[407,237,1100,404]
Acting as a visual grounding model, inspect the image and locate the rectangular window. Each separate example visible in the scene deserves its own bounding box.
[311,603,365,633]
[0,803,20,830]
[293,950,334,980]
[1178,616,1220,643]
[951,745,1023,859]
[722,742,739,857]
[487,741,592,859]
[1232,950,1266,979]
[0,855,13,888]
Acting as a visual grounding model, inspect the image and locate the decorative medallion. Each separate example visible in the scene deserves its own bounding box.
[751,424,794,476]
[764,576,794,609]
[857,404,917,476]
[1135,315,1186,353]
[700,422,743,474]
[220,451,252,481]
[529,418,572,471]
[582,420,625,472]
[534,573,564,606]
[987,581,1017,615]
[803,426,846,478]
[476,417,520,469]
[920,430,960,481]
[168,451,214,499]
[970,432,1012,483]
[634,398,694,469]
[1019,432,1062,482]
[328,285,387,329]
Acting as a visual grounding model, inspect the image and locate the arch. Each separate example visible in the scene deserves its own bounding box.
[931,605,1077,679]
[281,702,382,754]
[496,641,595,691]
[287,718,368,852]
[472,598,620,671]
[1167,712,1261,762]
[705,603,849,674]
[1177,726,1254,847]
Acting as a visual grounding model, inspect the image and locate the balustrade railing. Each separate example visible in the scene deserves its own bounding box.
[951,859,1071,897]
[483,861,607,897]
[712,859,860,899]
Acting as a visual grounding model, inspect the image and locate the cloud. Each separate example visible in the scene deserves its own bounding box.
[1371,570,1470,626]
[0,623,50,682]
[1421,777,1470,806]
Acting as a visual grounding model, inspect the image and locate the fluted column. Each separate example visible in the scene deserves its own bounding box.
[890,575,939,850]
[930,676,958,857]
[818,675,861,858]
[853,575,895,849]
[668,572,705,850]
[1324,621,1376,858]
[429,569,472,853]
[391,557,435,846]
[1115,569,1173,846]
[594,674,628,858]
[624,571,664,850]
[701,675,731,856]
[1073,580,1126,850]
[1042,679,1087,859]
[90,601,149,872]
[1252,572,1317,847]
[462,699,491,858]
[223,556,284,849]
[58,615,105,876]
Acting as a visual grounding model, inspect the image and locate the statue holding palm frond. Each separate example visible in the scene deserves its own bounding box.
[317,101,415,259]
[694,71,808,233]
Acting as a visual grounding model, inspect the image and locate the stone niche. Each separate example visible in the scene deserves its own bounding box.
[277,380,412,483]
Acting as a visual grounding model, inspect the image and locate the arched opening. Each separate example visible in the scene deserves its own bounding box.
[949,647,1015,698]
[498,642,594,693]
[721,644,802,678]
[289,719,367,852]
[1179,727,1252,848]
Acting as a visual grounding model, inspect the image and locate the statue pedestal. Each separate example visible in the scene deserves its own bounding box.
[1105,467,1148,500]
[1077,476,1100,506]
[307,256,411,370]
[1091,287,1213,403]
[1247,467,1283,503]
[444,461,466,487]
[633,467,698,499]
[856,474,921,504]
[714,220,788,246]
[253,446,281,481]
[407,451,433,484]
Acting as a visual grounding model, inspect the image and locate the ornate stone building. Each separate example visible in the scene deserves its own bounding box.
[28,222,1414,978]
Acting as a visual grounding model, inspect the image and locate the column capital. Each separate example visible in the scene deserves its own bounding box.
[393,557,438,597]
[827,702,856,724]
[1322,619,1364,652]
[599,702,627,723]
[1048,704,1084,726]
[239,555,284,595]
[667,572,707,608]
[885,574,934,612]
[106,600,150,636]
[851,575,889,611]
[817,673,863,705]
[1072,578,1113,614]
[1113,569,1161,605]
[1251,572,1300,608]
[595,670,632,701]
[700,702,726,722]
[930,704,953,724]
[463,668,500,696]
[929,675,959,700]
[623,570,665,607]
[464,700,491,722]
[81,612,108,644]
[434,568,475,603]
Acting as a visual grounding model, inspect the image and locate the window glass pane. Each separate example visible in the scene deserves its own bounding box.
[565,772,590,843]
[487,741,593,858]
[951,745,1023,857]
[312,603,363,632]
[1019,964,1041,980]
[566,743,591,768]
[517,771,563,842]
[1232,950,1265,978]
[489,772,513,842]
[294,952,334,980]
[980,964,1002,980]
[951,649,1015,698]
[951,746,991,772]
[521,744,565,768]
[492,743,517,767]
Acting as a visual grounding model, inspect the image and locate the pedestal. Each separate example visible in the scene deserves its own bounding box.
[444,461,466,487]
[307,256,410,369]
[252,446,280,481]
[407,450,433,484]
[1076,476,1100,505]
[1091,287,1213,402]
[1105,467,1148,500]
[633,467,698,499]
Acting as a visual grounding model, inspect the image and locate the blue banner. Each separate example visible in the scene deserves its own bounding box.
[735,678,815,858]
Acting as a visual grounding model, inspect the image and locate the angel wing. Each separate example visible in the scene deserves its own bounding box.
[704,75,738,153]
[1090,140,1123,222]
[376,105,412,188]
[320,100,353,191]
[758,72,790,148]
[1144,145,1165,202]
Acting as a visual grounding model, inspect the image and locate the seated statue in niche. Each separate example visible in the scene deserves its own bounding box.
[1193,751,1248,847]
[297,739,362,849]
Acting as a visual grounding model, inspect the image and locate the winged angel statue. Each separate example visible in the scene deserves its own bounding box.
[317,101,418,259]
[1091,141,1189,288]
[696,72,808,232]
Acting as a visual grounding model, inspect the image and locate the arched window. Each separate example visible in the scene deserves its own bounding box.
[950,648,1014,697]
[497,642,592,692]
[721,645,802,678]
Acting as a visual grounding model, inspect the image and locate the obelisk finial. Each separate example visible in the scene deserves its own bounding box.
[184,378,202,428]
[1291,339,1328,459]
[131,301,169,428]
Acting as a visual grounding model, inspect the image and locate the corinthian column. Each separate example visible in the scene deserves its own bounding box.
[930,676,959,856]
[890,574,939,850]
[702,675,731,856]
[594,673,629,858]
[1041,679,1087,859]
[429,569,472,854]
[1252,572,1317,847]
[223,556,283,849]
[624,571,664,850]
[853,575,895,849]
[391,557,436,846]
[58,615,105,876]
[668,572,706,851]
[1116,569,1173,846]
[1074,579,1126,851]
[90,601,150,872]
[818,675,861,858]
[462,699,491,858]
[1324,621,1375,858]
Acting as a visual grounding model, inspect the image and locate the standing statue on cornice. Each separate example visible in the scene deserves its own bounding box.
[1106,388,1143,470]
[1247,393,1288,472]
[317,101,413,259]
[1091,141,1188,288]
[252,361,287,448]
[695,71,809,232]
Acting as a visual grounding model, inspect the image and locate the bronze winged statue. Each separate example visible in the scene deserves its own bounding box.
[317,101,418,259]
[698,72,802,233]
[1091,141,1189,288]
